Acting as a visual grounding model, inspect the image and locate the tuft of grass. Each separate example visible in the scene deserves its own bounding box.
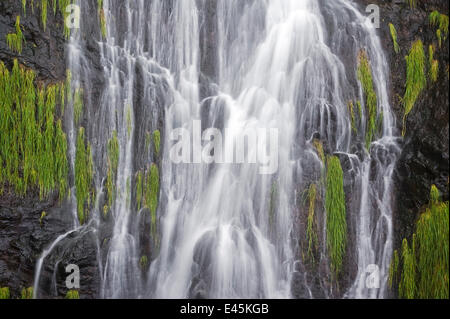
[73,87,83,125]
[407,0,417,9]
[396,185,449,299]
[6,16,25,54]
[139,255,148,270]
[0,59,68,199]
[145,164,160,235]
[389,23,400,54]
[429,11,449,44]
[402,40,426,136]
[41,0,48,31]
[105,131,119,209]
[75,127,94,225]
[313,139,325,164]
[153,130,161,156]
[399,239,416,299]
[306,183,319,263]
[347,100,357,134]
[98,0,107,38]
[325,156,347,278]
[135,170,144,212]
[389,250,399,289]
[0,287,10,299]
[65,290,80,299]
[21,287,34,299]
[357,50,378,149]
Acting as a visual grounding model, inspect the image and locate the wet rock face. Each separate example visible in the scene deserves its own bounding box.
[0,0,448,299]
[0,0,67,81]
[363,0,449,252]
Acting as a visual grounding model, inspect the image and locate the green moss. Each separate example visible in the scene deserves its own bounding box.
[399,239,416,299]
[6,16,25,54]
[357,50,378,149]
[41,0,48,31]
[347,100,357,134]
[139,255,148,270]
[65,290,79,299]
[73,87,83,125]
[396,185,449,299]
[136,170,144,211]
[40,211,46,225]
[55,119,68,201]
[145,164,160,234]
[407,0,417,9]
[389,23,400,54]
[306,183,319,263]
[126,105,132,138]
[75,127,94,225]
[106,131,119,208]
[402,40,426,136]
[21,287,33,299]
[0,287,10,299]
[325,156,347,278]
[389,250,399,289]
[153,130,161,156]
[313,139,325,164]
[0,59,68,199]
[430,11,449,43]
[98,0,107,38]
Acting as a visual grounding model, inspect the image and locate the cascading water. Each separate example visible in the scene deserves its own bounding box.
[33,0,400,299]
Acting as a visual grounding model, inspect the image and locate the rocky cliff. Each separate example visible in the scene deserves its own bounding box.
[0,0,448,299]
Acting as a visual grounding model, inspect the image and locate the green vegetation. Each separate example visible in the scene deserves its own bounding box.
[389,23,400,54]
[146,164,159,234]
[139,255,148,270]
[347,101,357,134]
[0,59,68,199]
[153,130,161,156]
[126,106,132,138]
[135,164,160,235]
[306,183,319,262]
[20,0,73,38]
[399,238,416,299]
[105,131,119,210]
[407,0,417,9]
[21,287,34,299]
[389,250,399,289]
[75,127,94,225]
[268,181,278,228]
[0,287,10,299]
[392,185,449,299]
[65,290,79,299]
[357,50,378,149]
[402,40,426,136]
[313,139,325,164]
[429,10,449,44]
[325,156,347,278]
[41,0,48,31]
[98,0,107,38]
[40,211,47,225]
[73,87,83,125]
[136,170,144,211]
[6,16,25,54]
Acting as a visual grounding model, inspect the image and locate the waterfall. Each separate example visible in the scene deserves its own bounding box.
[32,0,400,299]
